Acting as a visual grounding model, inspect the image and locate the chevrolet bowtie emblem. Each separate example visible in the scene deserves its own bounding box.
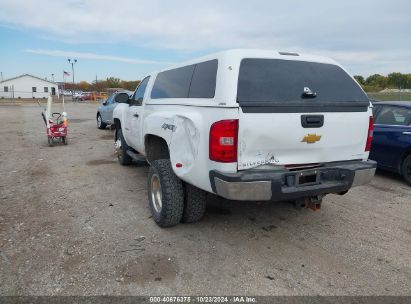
[302,134,321,144]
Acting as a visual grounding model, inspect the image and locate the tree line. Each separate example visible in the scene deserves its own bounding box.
[63,77,141,92]
[63,73,411,94]
[353,72,411,92]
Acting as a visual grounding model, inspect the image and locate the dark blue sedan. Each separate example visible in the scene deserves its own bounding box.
[370,101,411,184]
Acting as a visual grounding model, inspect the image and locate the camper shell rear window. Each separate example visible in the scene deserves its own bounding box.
[237,59,369,104]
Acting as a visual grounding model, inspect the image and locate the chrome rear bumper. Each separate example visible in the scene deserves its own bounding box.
[210,160,376,201]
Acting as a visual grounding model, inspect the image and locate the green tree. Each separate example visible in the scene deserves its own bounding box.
[387,73,408,89]
[354,75,365,85]
[121,80,141,91]
[106,77,122,88]
[365,74,387,90]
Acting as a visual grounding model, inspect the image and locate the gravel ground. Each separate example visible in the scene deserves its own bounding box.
[0,103,410,296]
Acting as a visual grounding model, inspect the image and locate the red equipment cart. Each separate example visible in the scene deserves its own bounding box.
[41,111,68,146]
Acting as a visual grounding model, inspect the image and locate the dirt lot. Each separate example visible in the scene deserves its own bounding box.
[0,102,410,296]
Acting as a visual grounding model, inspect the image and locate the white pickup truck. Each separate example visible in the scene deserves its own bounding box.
[112,49,376,227]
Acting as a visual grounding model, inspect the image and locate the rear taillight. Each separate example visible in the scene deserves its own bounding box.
[365,116,374,152]
[209,119,238,162]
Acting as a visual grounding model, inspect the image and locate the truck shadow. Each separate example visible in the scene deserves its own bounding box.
[375,169,408,186]
[202,193,309,226]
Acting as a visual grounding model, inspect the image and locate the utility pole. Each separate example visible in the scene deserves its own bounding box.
[1,72,3,81]
[68,58,77,101]
[51,73,55,82]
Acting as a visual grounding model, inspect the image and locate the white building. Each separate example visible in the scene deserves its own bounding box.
[0,74,58,99]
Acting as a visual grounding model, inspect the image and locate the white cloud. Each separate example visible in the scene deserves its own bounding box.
[1,0,410,75]
[0,0,408,49]
[24,49,173,65]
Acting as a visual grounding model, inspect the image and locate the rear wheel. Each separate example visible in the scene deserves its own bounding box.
[181,183,207,223]
[97,113,107,129]
[116,129,132,166]
[148,159,184,227]
[401,154,411,185]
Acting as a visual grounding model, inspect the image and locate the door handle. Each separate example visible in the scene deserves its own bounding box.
[301,115,324,128]
[133,113,139,118]
[403,131,411,135]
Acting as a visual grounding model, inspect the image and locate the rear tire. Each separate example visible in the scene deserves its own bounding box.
[97,113,107,129]
[181,183,207,223]
[148,159,184,227]
[401,154,411,185]
[116,129,132,166]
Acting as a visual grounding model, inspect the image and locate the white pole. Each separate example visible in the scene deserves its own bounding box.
[46,95,52,119]
[62,71,66,112]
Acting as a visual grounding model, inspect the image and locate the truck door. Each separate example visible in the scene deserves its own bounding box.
[100,94,114,123]
[126,76,150,150]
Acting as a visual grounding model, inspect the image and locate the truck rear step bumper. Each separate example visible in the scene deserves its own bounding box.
[209,160,376,201]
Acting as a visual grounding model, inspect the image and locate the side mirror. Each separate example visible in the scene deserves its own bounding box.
[102,101,108,106]
[115,92,130,104]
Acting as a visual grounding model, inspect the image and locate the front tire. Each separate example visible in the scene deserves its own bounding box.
[401,154,411,185]
[116,129,132,166]
[181,183,207,223]
[97,113,107,129]
[148,159,184,227]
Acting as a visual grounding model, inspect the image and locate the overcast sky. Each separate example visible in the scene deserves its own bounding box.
[0,0,410,82]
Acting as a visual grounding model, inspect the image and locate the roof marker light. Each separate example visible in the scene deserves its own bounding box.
[279,51,299,56]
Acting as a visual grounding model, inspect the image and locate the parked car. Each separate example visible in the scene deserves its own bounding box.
[62,90,73,96]
[97,91,132,129]
[370,101,411,184]
[112,49,376,227]
[76,92,92,101]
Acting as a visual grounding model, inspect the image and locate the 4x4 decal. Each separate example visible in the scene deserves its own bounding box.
[161,123,176,132]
